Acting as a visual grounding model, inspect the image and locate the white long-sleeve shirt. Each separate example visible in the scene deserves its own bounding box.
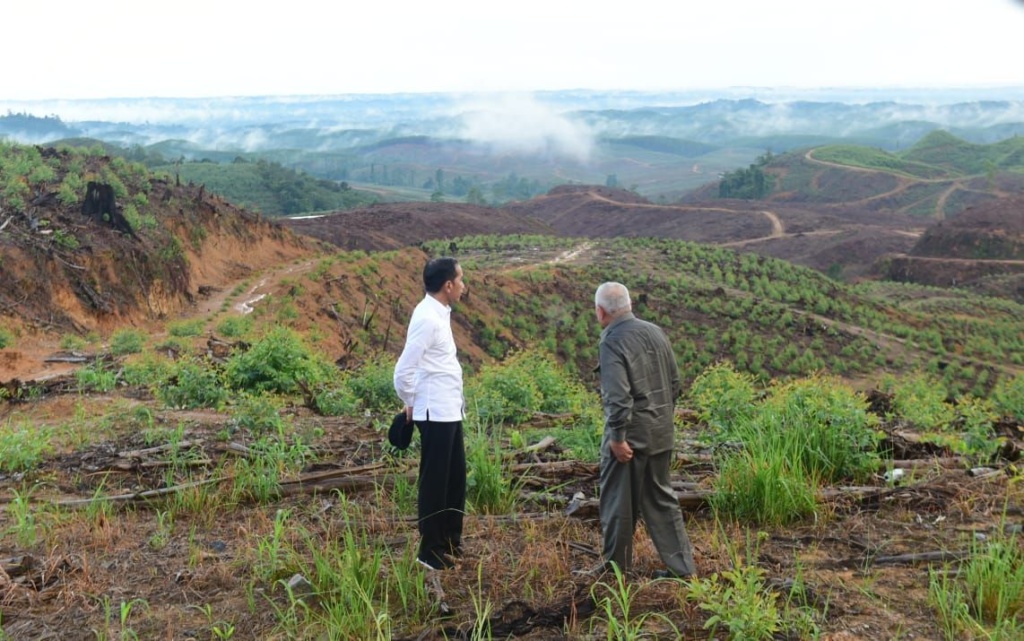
[393,294,464,422]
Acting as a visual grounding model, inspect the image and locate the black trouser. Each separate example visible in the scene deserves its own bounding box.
[416,418,465,566]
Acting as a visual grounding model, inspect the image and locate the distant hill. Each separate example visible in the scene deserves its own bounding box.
[279,202,555,252]
[149,158,380,215]
[754,133,1024,221]
[884,195,1024,296]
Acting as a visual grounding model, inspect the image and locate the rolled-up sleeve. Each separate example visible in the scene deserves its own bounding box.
[599,341,632,442]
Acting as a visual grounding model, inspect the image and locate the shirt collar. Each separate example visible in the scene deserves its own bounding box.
[424,293,451,316]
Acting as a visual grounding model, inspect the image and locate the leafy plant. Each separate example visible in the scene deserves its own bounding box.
[0,420,51,472]
[167,318,205,337]
[110,328,147,356]
[687,564,781,641]
[992,373,1024,422]
[76,363,118,392]
[882,372,956,429]
[216,315,253,338]
[156,359,229,409]
[0,326,14,349]
[225,326,334,394]
[343,358,399,415]
[689,361,759,433]
[233,392,287,435]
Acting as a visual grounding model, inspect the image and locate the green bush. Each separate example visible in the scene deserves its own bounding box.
[224,326,334,395]
[710,375,879,525]
[882,372,956,429]
[231,393,286,435]
[0,326,14,349]
[344,358,399,415]
[216,315,253,338]
[465,350,589,425]
[157,359,229,409]
[0,421,51,472]
[992,373,1024,422]
[690,362,759,434]
[167,318,205,337]
[76,364,118,393]
[122,353,176,387]
[754,376,880,483]
[314,386,361,417]
[110,328,147,355]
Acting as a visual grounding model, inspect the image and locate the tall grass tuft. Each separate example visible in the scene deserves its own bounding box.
[707,373,879,525]
[466,420,521,515]
[929,533,1024,640]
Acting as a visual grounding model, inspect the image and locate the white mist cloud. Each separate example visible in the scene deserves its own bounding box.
[457,94,595,163]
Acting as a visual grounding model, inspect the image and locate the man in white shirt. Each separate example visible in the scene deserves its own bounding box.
[393,257,467,570]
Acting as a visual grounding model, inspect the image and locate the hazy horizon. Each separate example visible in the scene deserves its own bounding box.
[5,1,1022,102]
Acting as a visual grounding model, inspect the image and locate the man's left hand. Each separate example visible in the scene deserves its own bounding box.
[609,439,633,464]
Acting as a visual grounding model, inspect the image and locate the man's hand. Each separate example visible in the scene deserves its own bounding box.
[404,406,413,423]
[609,439,633,464]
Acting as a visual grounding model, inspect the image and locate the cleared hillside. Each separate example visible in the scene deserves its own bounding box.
[0,143,316,337]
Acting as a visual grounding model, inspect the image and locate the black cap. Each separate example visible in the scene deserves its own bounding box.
[388,411,414,449]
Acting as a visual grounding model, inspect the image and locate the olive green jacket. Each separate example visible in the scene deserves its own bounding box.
[598,313,681,454]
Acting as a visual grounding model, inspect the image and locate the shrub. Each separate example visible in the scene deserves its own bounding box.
[59,334,88,350]
[167,318,204,337]
[224,326,334,394]
[689,362,759,434]
[882,372,956,429]
[687,564,782,641]
[0,421,51,472]
[76,364,118,393]
[754,376,880,483]
[991,373,1024,422]
[110,328,147,355]
[465,350,588,425]
[216,315,253,338]
[231,393,286,435]
[121,353,176,387]
[344,358,399,415]
[157,359,229,409]
[0,326,14,349]
[314,386,361,417]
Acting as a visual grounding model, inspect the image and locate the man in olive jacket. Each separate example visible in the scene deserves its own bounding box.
[593,281,696,578]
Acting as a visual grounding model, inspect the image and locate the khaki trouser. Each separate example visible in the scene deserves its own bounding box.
[599,445,696,577]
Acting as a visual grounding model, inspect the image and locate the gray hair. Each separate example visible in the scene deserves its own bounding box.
[595,282,632,315]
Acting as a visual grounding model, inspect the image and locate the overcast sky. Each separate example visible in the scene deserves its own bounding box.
[4,0,1023,101]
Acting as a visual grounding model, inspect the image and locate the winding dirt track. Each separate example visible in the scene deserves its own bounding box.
[801,149,987,218]
[583,191,785,245]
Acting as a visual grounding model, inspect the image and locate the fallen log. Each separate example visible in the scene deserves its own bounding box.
[872,550,969,566]
[55,476,227,507]
[43,354,91,364]
[118,439,204,459]
[525,436,557,453]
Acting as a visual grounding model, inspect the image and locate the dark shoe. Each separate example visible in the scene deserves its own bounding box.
[652,569,692,580]
[417,552,455,571]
